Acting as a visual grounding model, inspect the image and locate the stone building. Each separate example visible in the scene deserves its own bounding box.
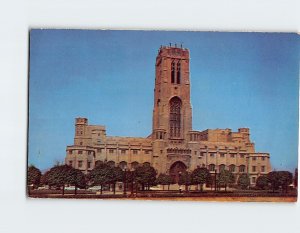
[65,45,271,185]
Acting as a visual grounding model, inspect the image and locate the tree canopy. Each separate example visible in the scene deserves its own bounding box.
[88,162,116,193]
[217,170,235,191]
[27,165,42,187]
[156,174,173,190]
[191,167,211,191]
[42,164,86,195]
[256,175,269,190]
[267,171,293,192]
[237,174,250,190]
[134,164,157,190]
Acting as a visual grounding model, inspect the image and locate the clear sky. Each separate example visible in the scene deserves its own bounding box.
[28,30,299,172]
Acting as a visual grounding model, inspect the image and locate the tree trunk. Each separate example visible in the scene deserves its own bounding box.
[168,184,170,190]
[200,184,203,192]
[62,184,65,196]
[75,185,77,195]
[113,183,116,195]
[101,185,103,194]
[162,185,165,190]
[225,184,227,192]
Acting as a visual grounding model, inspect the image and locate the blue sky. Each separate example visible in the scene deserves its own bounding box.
[28,30,299,172]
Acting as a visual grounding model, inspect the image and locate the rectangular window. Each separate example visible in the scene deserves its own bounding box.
[262,157,265,161]
[80,142,83,145]
[87,162,91,169]
[109,149,114,154]
[220,153,225,158]
[78,150,83,154]
[261,166,265,172]
[194,151,197,155]
[78,161,83,168]
[210,153,215,157]
[252,157,256,161]
[133,150,138,155]
[252,177,256,183]
[97,148,102,153]
[252,166,256,172]
[240,154,244,158]
[230,154,235,158]
[88,151,91,155]
[69,150,73,154]
[145,150,150,154]
[69,161,73,166]
[121,149,126,154]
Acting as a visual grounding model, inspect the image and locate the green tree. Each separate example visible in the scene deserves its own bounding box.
[135,164,157,191]
[237,174,250,190]
[112,166,123,194]
[256,175,269,190]
[156,174,173,190]
[267,171,280,192]
[178,171,192,192]
[67,168,86,195]
[217,170,235,191]
[267,171,293,193]
[191,167,211,192]
[27,165,42,189]
[88,162,115,194]
[42,164,85,195]
[294,168,298,189]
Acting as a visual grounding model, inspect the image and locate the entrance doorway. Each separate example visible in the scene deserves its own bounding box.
[169,161,187,183]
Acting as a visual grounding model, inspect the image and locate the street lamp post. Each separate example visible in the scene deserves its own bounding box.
[131,171,134,195]
[123,166,127,195]
[215,169,217,192]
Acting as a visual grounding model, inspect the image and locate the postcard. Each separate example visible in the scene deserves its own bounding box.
[27,29,298,202]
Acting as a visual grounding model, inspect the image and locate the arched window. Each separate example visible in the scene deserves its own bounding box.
[209,164,215,172]
[119,161,127,170]
[171,61,175,84]
[239,165,246,173]
[143,162,150,167]
[169,97,181,138]
[229,164,235,172]
[176,61,181,84]
[219,164,226,172]
[131,161,139,170]
[107,161,115,167]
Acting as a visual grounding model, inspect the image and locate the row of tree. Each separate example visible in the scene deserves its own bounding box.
[28,163,297,195]
[27,162,157,195]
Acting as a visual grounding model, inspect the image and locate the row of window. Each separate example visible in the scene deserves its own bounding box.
[69,150,94,155]
[70,160,150,170]
[69,149,152,155]
[98,149,151,155]
[200,152,267,160]
[207,164,266,173]
[69,160,92,169]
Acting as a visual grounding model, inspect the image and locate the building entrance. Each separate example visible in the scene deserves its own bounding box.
[169,161,187,183]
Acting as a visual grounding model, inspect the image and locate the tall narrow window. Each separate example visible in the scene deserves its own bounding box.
[169,97,181,138]
[171,61,175,83]
[176,61,181,84]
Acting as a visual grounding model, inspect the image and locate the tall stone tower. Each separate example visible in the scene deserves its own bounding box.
[152,45,192,142]
[151,45,193,175]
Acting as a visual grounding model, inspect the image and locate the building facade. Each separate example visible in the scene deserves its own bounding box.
[65,45,271,185]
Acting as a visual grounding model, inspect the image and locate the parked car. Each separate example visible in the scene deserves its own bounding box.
[65,186,80,190]
[88,186,102,191]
